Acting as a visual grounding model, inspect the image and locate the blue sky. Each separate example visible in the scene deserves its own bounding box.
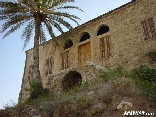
[0,0,131,109]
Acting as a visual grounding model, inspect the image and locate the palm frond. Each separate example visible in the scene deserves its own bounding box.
[0,8,30,15]
[44,19,58,46]
[48,0,74,10]
[44,19,55,38]
[47,17,64,33]
[50,16,73,30]
[1,14,32,32]
[22,20,35,50]
[56,5,83,12]
[53,21,64,33]
[0,2,18,8]
[0,15,8,20]
[53,11,81,21]
[2,22,24,39]
[0,2,31,14]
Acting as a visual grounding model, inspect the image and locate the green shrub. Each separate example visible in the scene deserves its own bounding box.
[130,65,156,102]
[41,103,54,117]
[28,78,49,101]
[72,97,92,116]
[98,66,126,82]
[146,50,156,63]
[131,65,156,82]
[134,78,156,102]
[91,108,101,116]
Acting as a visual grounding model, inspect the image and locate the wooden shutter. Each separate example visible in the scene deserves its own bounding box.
[45,59,49,76]
[141,20,149,40]
[148,18,156,38]
[106,36,111,57]
[49,57,52,74]
[45,57,54,76]
[61,51,69,70]
[100,35,111,58]
[64,52,67,69]
[66,51,69,69]
[78,42,91,66]
[51,57,54,73]
[141,17,156,40]
[100,38,105,58]
[61,53,64,70]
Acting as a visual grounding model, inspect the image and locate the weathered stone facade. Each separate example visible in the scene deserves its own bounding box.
[19,0,156,102]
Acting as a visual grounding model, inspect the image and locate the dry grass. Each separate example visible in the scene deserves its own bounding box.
[112,77,139,97]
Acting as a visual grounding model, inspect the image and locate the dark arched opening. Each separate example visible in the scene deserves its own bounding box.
[97,25,109,36]
[79,32,90,42]
[62,71,82,91]
[64,40,73,50]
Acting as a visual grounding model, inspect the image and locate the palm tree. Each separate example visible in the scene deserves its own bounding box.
[0,0,82,83]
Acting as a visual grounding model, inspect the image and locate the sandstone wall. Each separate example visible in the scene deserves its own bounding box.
[19,0,156,102]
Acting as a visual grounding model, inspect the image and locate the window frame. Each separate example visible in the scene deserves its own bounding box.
[61,50,70,70]
[99,35,112,59]
[45,56,54,76]
[141,17,156,41]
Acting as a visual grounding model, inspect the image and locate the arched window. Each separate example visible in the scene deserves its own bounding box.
[79,32,90,42]
[97,25,109,36]
[64,40,73,50]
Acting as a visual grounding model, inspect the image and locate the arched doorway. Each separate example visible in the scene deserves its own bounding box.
[62,71,82,91]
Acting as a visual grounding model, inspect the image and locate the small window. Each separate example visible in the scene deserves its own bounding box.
[141,17,156,41]
[100,35,111,58]
[97,25,109,36]
[79,32,90,42]
[61,51,69,70]
[45,57,54,76]
[64,40,73,50]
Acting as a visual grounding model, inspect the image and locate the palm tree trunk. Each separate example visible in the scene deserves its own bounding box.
[34,16,42,82]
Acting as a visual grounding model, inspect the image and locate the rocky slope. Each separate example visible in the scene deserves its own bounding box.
[0,77,156,117]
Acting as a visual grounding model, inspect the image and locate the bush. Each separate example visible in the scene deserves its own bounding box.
[113,78,137,97]
[134,78,156,102]
[28,78,49,101]
[131,65,156,82]
[146,50,156,63]
[130,65,156,102]
[98,66,126,82]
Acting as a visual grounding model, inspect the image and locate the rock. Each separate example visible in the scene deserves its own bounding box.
[87,91,94,96]
[117,101,133,110]
[29,108,37,115]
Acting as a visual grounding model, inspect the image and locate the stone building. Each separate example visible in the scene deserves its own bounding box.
[19,0,156,102]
